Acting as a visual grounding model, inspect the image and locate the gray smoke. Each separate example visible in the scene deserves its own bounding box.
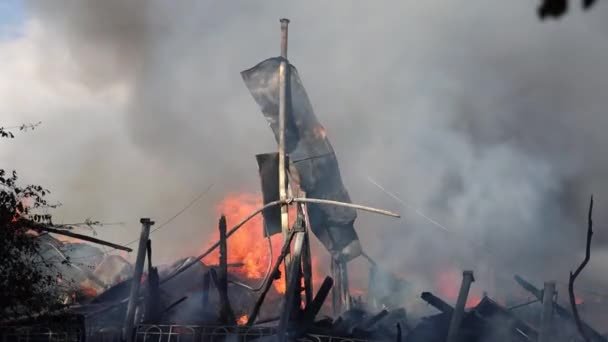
[9,0,608,326]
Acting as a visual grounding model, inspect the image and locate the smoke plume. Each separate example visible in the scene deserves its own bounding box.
[1,0,608,325]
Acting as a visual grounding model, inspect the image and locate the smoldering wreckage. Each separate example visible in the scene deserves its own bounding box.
[1,19,606,342]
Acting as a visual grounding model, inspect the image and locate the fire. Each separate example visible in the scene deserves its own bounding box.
[203,193,294,293]
[313,125,327,140]
[435,269,482,308]
[237,314,249,325]
[80,286,98,297]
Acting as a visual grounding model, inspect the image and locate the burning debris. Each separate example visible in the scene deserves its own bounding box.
[2,17,608,342]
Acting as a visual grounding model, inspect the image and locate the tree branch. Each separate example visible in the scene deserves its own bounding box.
[568,195,593,342]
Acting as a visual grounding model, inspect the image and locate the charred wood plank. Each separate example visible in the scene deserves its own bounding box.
[296,276,334,335]
[421,292,454,314]
[144,239,162,323]
[123,218,153,342]
[217,215,236,325]
[41,226,133,252]
[161,296,188,314]
[362,309,389,330]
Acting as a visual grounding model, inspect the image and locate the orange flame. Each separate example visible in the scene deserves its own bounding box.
[203,193,296,293]
[237,314,249,325]
[436,269,482,308]
[80,286,98,297]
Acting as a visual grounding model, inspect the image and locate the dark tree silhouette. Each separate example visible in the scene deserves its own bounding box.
[538,0,598,19]
[0,123,65,319]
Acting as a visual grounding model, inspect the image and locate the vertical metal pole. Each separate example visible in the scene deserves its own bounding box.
[123,218,154,342]
[278,18,291,280]
[331,258,341,316]
[539,281,555,342]
[278,231,305,341]
[300,201,314,307]
[339,261,351,312]
[446,270,475,342]
[368,266,378,310]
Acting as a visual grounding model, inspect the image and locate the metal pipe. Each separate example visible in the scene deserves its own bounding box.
[339,260,351,312]
[446,270,475,342]
[123,218,153,342]
[278,230,306,341]
[539,281,555,342]
[159,197,398,286]
[278,17,291,282]
[301,202,314,307]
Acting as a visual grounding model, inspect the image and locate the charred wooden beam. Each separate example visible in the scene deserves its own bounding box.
[446,270,475,342]
[144,239,161,323]
[302,276,334,322]
[539,281,556,342]
[41,226,133,252]
[396,323,402,342]
[161,296,187,315]
[360,309,389,330]
[421,292,454,314]
[218,215,236,325]
[296,276,334,336]
[123,218,153,342]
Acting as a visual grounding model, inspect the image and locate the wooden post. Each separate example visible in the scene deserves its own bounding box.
[218,215,236,324]
[278,18,291,279]
[123,218,153,342]
[144,239,161,323]
[446,270,475,342]
[539,281,555,342]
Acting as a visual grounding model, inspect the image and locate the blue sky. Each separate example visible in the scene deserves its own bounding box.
[0,0,25,40]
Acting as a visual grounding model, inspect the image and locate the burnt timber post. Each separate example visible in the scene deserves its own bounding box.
[218,215,236,324]
[278,18,291,278]
[123,218,154,342]
[446,270,475,342]
[539,281,555,342]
